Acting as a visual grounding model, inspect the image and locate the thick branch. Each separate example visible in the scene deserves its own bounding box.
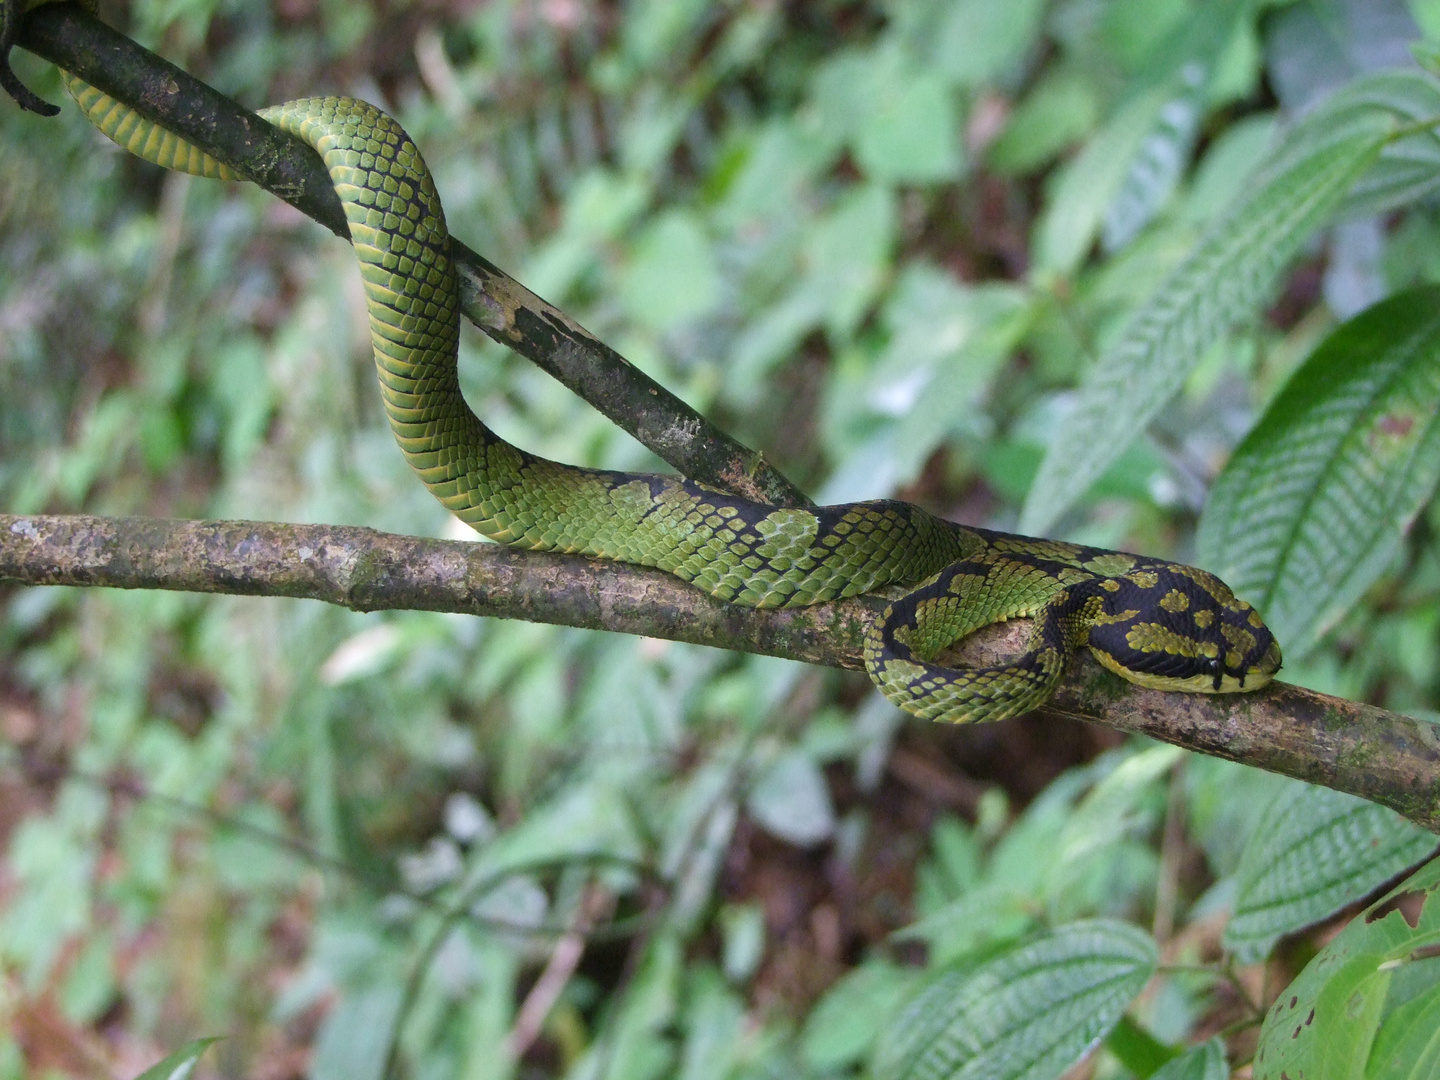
[0,514,860,664]
[3,514,1437,833]
[14,2,809,509]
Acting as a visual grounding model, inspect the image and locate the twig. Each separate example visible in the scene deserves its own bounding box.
[504,882,615,1061]
[1152,759,1187,942]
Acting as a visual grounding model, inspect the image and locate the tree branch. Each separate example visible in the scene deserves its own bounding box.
[8,7,1439,832]
[14,2,810,509]
[3,514,1437,833]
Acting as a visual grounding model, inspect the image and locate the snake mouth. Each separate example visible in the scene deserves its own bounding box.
[1209,635,1282,693]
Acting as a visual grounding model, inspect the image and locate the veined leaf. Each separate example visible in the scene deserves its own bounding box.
[1255,856,1440,1080]
[1034,0,1252,273]
[1197,286,1440,657]
[1367,978,1440,1079]
[1019,99,1395,535]
[1223,780,1438,964]
[1034,87,1171,276]
[1101,74,1203,253]
[1102,0,1253,250]
[871,919,1156,1080]
[1332,71,1440,217]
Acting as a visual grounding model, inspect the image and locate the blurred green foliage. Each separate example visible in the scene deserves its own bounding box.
[3,0,1440,1077]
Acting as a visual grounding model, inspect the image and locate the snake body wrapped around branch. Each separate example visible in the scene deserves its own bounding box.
[7,45,1282,724]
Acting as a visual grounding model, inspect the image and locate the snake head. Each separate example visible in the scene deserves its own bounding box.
[1084,565,1281,694]
[1205,588,1282,693]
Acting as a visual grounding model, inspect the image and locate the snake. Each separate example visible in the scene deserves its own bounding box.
[3,19,1282,725]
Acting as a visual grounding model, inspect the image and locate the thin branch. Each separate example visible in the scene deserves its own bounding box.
[14,2,810,509]
[504,882,614,1061]
[2,513,1438,833]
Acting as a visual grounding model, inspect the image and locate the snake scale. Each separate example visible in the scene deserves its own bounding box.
[4,38,1282,724]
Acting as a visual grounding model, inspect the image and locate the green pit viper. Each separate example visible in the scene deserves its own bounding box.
[1,17,1282,724]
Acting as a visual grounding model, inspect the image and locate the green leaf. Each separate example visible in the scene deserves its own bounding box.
[1331,71,1440,217]
[1100,76,1203,252]
[809,43,962,183]
[1033,0,1250,272]
[1020,100,1393,535]
[606,933,682,1080]
[820,266,1030,503]
[1150,1038,1228,1080]
[472,779,645,881]
[1185,757,1292,878]
[800,959,917,1071]
[1368,975,1440,1079]
[718,903,765,983]
[678,968,747,1080]
[1104,1015,1178,1077]
[923,0,1049,89]
[1100,0,1255,249]
[1034,87,1172,275]
[311,986,402,1080]
[1224,780,1438,964]
[1179,114,1278,224]
[131,1038,222,1080]
[1102,0,1190,70]
[1315,960,1392,1080]
[987,67,1101,176]
[892,884,1038,967]
[621,0,712,68]
[1266,0,1425,112]
[729,183,894,389]
[745,748,836,847]
[1196,286,1440,657]
[853,67,962,183]
[1046,745,1181,910]
[1255,855,1440,1080]
[621,210,721,331]
[871,919,1157,1080]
